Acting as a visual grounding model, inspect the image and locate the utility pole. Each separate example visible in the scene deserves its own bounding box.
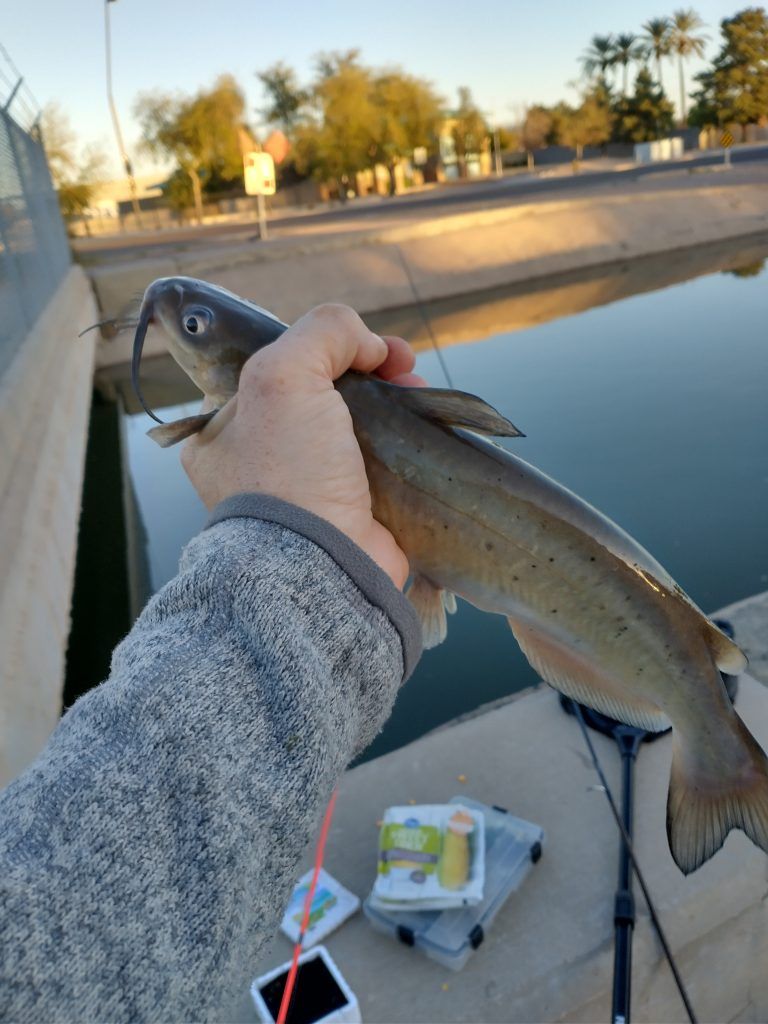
[493,127,503,177]
[104,0,143,227]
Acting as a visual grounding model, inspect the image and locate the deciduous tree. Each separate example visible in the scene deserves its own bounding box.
[689,7,768,137]
[553,91,613,163]
[521,105,552,169]
[257,62,307,131]
[450,87,488,178]
[291,53,377,197]
[370,71,443,193]
[40,104,107,231]
[134,75,247,223]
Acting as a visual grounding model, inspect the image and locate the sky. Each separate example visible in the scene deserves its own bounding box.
[3,0,741,179]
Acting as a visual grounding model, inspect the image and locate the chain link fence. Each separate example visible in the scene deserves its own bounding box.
[0,106,71,378]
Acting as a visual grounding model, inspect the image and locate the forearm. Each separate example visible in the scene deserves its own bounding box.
[0,497,421,1023]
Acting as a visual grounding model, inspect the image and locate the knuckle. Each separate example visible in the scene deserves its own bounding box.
[240,347,269,382]
[240,346,289,396]
[308,303,361,330]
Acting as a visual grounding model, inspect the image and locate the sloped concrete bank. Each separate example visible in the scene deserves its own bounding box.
[91,169,768,369]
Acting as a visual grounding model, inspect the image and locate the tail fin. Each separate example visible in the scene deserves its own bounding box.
[667,715,768,874]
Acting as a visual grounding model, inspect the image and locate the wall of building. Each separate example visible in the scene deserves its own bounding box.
[0,266,98,787]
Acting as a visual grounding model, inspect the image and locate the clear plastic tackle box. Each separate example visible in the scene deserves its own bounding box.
[363,796,544,971]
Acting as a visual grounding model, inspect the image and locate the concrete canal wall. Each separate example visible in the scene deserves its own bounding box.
[0,267,98,786]
[91,169,768,369]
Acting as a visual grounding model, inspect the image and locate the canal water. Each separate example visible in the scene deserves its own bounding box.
[116,239,768,761]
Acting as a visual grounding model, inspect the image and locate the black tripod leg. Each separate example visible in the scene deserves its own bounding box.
[612,730,643,1024]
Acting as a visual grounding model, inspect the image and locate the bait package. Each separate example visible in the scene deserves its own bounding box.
[280,868,361,946]
[371,804,485,910]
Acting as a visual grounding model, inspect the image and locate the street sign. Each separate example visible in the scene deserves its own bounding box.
[720,131,734,148]
[244,152,276,196]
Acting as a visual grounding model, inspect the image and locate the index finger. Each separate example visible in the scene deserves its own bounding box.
[274,304,388,382]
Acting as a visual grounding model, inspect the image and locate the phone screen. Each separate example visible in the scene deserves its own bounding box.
[259,955,348,1024]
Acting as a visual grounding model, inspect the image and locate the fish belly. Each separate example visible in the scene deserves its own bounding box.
[363,440,714,736]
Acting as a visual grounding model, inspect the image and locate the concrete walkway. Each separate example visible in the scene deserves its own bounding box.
[241,592,768,1023]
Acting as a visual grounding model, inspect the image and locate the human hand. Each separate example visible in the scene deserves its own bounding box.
[181,304,425,589]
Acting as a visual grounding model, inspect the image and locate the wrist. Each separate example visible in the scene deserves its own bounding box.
[204,493,422,680]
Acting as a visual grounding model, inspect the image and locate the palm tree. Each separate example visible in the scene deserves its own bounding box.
[613,33,649,95]
[669,9,708,125]
[581,35,616,89]
[642,17,672,92]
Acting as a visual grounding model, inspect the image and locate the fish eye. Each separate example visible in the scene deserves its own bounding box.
[182,309,211,336]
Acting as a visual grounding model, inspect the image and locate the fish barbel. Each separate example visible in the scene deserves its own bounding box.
[131,275,768,875]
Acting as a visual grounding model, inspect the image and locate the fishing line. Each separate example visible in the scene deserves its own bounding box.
[395,245,454,389]
[276,788,339,1024]
[572,703,697,1024]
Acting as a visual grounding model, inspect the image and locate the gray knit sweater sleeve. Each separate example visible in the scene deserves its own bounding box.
[0,496,422,1023]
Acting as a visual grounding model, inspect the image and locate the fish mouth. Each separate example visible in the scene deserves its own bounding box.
[131,300,163,424]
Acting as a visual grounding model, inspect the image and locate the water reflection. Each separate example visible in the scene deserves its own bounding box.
[727,259,766,279]
[117,237,768,760]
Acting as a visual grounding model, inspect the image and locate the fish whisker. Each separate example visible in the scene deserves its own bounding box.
[78,318,139,338]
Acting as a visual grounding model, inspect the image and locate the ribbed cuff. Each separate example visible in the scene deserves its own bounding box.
[206,493,423,681]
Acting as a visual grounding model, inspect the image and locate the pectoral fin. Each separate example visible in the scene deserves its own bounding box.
[407,575,457,649]
[507,616,669,733]
[147,411,218,448]
[397,386,524,437]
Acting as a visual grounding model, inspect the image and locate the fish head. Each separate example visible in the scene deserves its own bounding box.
[132,276,287,423]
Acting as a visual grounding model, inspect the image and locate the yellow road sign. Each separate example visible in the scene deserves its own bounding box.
[720,131,734,148]
[244,152,276,196]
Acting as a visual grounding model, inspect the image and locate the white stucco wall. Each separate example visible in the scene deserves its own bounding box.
[0,266,98,786]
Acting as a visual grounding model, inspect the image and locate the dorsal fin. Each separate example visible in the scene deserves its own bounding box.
[397,386,524,437]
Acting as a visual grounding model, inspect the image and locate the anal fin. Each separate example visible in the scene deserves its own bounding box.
[407,575,457,649]
[507,616,669,733]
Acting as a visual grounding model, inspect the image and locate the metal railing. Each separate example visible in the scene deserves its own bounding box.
[0,50,71,378]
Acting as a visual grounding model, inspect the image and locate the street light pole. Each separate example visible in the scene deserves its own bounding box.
[493,127,503,177]
[104,0,143,227]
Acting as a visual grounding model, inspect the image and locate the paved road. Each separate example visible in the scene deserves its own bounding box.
[76,145,768,262]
